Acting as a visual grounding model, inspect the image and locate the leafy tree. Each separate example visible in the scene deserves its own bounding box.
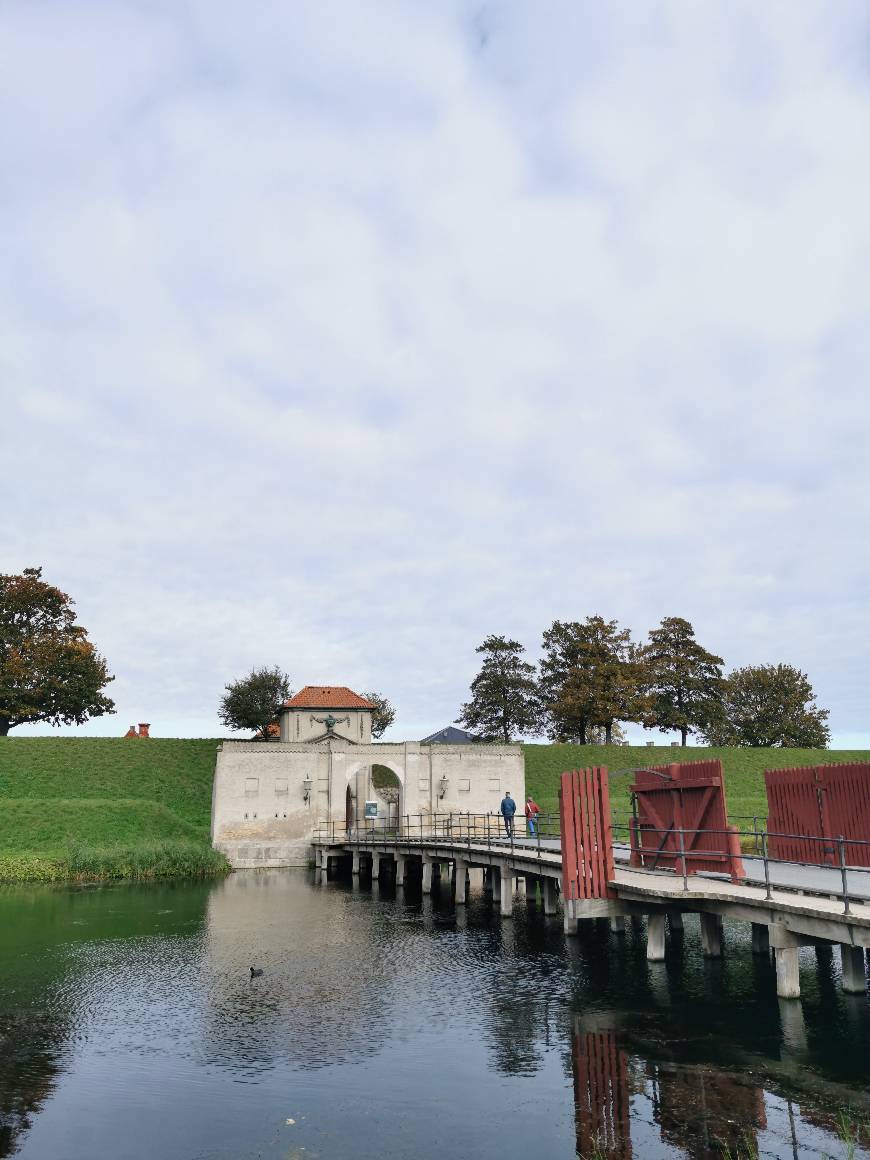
[362,691,395,739]
[538,617,643,744]
[586,722,628,745]
[641,616,724,746]
[219,666,292,739]
[702,663,830,748]
[0,567,115,735]
[457,635,540,742]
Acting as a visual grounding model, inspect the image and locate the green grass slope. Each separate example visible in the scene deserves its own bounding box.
[0,738,225,883]
[523,744,870,823]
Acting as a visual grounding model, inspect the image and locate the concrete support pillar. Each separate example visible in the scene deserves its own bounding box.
[543,878,558,916]
[352,850,361,876]
[421,858,433,894]
[647,913,666,962]
[525,876,538,906]
[395,855,406,886]
[610,916,627,935]
[483,867,493,895]
[700,912,722,958]
[841,944,867,994]
[514,876,526,900]
[454,860,468,905]
[751,923,770,955]
[563,897,578,936]
[371,852,381,880]
[775,947,801,999]
[667,910,683,933]
[499,870,514,916]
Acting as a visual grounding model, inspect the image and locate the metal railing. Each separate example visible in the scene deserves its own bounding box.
[313,810,870,917]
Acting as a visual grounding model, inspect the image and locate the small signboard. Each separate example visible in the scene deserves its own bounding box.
[364,800,379,820]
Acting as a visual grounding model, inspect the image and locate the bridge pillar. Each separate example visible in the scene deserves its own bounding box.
[751,923,770,955]
[542,878,558,916]
[841,944,867,994]
[454,860,468,904]
[352,850,361,876]
[700,912,722,958]
[563,898,578,936]
[610,916,627,935]
[774,947,801,998]
[499,869,514,916]
[395,855,406,886]
[667,910,683,933]
[514,876,527,901]
[646,913,666,961]
[421,857,433,894]
[483,867,494,896]
[371,852,381,880]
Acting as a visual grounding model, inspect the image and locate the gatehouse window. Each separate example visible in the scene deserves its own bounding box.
[488,778,500,792]
[245,777,259,797]
[275,778,288,795]
[459,778,471,793]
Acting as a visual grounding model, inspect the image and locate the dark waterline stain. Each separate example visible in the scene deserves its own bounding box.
[0,872,868,1159]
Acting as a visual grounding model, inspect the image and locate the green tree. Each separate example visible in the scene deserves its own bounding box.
[539,616,643,744]
[702,663,830,747]
[362,691,395,739]
[0,567,115,735]
[641,616,724,746]
[218,666,292,739]
[458,635,540,742]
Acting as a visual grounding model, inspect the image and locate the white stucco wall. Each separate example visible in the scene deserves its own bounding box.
[211,739,525,868]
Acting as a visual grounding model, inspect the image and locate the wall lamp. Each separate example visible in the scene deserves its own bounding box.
[438,774,449,800]
[302,774,313,804]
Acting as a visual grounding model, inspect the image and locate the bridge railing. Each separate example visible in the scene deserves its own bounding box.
[313,810,563,861]
[613,820,870,915]
[313,812,870,914]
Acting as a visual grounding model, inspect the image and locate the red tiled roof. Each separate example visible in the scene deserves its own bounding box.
[283,685,375,710]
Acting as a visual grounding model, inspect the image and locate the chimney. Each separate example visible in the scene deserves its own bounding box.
[124,725,138,738]
[138,723,151,738]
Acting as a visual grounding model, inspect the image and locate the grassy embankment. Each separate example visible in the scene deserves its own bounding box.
[522,743,870,826]
[0,738,227,884]
[2,738,869,884]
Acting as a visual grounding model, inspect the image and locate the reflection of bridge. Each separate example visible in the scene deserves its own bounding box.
[313,812,870,1002]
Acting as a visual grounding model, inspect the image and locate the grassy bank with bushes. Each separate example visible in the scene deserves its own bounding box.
[2,737,869,883]
[0,738,227,883]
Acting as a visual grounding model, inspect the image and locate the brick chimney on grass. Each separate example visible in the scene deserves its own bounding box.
[124,725,138,738]
[138,723,151,738]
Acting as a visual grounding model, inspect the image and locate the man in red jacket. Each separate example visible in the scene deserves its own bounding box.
[525,796,540,836]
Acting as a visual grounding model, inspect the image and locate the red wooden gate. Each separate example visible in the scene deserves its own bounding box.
[629,759,744,882]
[765,763,870,867]
[559,767,616,901]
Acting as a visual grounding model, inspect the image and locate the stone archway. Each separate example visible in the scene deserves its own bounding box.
[344,757,405,833]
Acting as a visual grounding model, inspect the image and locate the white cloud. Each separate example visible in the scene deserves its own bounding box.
[2,0,869,743]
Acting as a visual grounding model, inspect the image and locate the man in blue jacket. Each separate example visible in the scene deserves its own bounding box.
[500,791,517,838]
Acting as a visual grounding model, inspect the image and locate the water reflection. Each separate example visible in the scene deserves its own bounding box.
[0,874,869,1159]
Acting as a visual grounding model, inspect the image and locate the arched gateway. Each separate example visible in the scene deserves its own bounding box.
[211,684,525,868]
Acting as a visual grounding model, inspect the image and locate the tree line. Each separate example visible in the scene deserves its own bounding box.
[457,617,831,748]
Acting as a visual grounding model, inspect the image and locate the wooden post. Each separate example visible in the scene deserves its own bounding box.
[647,914,666,961]
[454,860,468,904]
[775,946,801,998]
[841,944,867,994]
[700,912,722,958]
[499,868,513,916]
[543,878,558,916]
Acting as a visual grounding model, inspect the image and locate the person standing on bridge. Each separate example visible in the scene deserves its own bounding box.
[525,796,540,836]
[500,791,517,838]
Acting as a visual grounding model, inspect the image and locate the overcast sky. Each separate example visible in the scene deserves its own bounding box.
[3,1,869,744]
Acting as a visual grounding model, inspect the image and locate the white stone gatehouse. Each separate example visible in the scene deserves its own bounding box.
[211,685,525,868]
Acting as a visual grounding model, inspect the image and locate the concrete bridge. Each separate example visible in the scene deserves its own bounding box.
[312,817,870,1002]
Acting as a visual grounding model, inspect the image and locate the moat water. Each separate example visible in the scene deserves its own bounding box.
[1,870,869,1159]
